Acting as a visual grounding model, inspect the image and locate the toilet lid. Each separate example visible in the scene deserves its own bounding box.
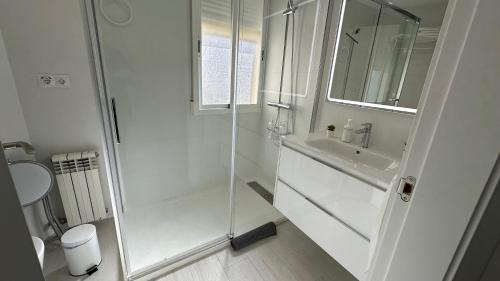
[61,224,97,248]
[9,161,53,207]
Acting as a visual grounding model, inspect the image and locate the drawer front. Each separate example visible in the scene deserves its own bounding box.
[275,181,369,280]
[278,146,385,239]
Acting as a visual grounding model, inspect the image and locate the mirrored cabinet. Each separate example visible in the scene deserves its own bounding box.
[326,0,438,113]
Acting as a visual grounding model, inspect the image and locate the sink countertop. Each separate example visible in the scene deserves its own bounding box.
[281,134,401,191]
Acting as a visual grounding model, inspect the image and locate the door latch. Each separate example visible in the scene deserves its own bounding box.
[397,176,416,202]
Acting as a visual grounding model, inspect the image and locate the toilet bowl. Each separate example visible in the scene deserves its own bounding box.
[32,236,45,268]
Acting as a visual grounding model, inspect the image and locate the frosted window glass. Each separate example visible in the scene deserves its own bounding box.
[201,34,231,105]
[237,40,258,104]
[199,0,262,107]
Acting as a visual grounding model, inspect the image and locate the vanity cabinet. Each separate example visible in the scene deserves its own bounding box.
[274,145,387,280]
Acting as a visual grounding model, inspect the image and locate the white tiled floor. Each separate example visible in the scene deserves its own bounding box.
[42,218,356,281]
[157,222,357,281]
[124,180,283,272]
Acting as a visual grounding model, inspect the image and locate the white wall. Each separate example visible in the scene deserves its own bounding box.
[0,29,54,239]
[0,37,46,265]
[0,31,30,148]
[0,0,112,218]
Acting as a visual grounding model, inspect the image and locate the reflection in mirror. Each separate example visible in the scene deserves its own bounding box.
[330,0,382,103]
[327,0,447,113]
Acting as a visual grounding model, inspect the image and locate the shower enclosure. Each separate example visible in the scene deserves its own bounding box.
[85,0,328,278]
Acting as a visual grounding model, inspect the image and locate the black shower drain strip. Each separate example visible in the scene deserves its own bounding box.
[247,181,273,204]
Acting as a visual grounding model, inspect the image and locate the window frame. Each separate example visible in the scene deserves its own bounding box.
[191,0,265,115]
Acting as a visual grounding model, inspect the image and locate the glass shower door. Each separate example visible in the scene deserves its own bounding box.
[231,0,282,238]
[92,0,232,274]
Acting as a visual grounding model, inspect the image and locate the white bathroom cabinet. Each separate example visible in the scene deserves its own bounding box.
[275,145,388,280]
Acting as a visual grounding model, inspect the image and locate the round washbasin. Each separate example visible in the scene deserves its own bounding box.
[9,161,54,207]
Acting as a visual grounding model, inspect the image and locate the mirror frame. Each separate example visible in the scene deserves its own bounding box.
[325,0,420,114]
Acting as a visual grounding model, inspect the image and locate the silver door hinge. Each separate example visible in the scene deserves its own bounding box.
[397,176,416,202]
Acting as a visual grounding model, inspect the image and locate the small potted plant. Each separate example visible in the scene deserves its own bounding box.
[326,124,336,138]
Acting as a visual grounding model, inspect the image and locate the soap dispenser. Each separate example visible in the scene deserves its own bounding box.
[341,119,354,143]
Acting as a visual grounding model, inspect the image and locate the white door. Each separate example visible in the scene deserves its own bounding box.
[368,0,500,280]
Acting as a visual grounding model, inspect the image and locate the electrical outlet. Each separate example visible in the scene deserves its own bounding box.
[38,74,55,87]
[54,74,70,88]
[38,74,70,88]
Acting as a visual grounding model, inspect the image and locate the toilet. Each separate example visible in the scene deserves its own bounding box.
[31,236,45,268]
[61,224,101,276]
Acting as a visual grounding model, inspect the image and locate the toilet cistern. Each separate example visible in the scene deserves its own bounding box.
[355,123,372,148]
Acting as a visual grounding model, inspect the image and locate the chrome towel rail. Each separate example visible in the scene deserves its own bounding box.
[2,141,35,154]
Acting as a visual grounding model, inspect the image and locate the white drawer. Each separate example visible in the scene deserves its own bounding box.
[278,146,385,239]
[275,180,369,280]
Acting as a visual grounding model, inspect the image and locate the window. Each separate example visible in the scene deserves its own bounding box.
[192,0,263,112]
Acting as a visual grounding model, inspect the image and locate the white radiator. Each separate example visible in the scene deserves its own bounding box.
[51,151,106,227]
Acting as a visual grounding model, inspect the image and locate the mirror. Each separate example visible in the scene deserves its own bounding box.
[326,0,448,113]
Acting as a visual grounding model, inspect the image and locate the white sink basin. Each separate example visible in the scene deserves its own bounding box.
[282,135,401,189]
[305,138,397,171]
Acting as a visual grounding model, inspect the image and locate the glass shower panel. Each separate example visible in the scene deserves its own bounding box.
[232,0,327,236]
[231,0,283,237]
[94,0,231,273]
[330,0,381,101]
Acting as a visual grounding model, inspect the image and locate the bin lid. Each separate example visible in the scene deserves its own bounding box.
[61,224,96,248]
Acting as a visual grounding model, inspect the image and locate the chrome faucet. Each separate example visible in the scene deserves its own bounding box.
[355,123,372,148]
